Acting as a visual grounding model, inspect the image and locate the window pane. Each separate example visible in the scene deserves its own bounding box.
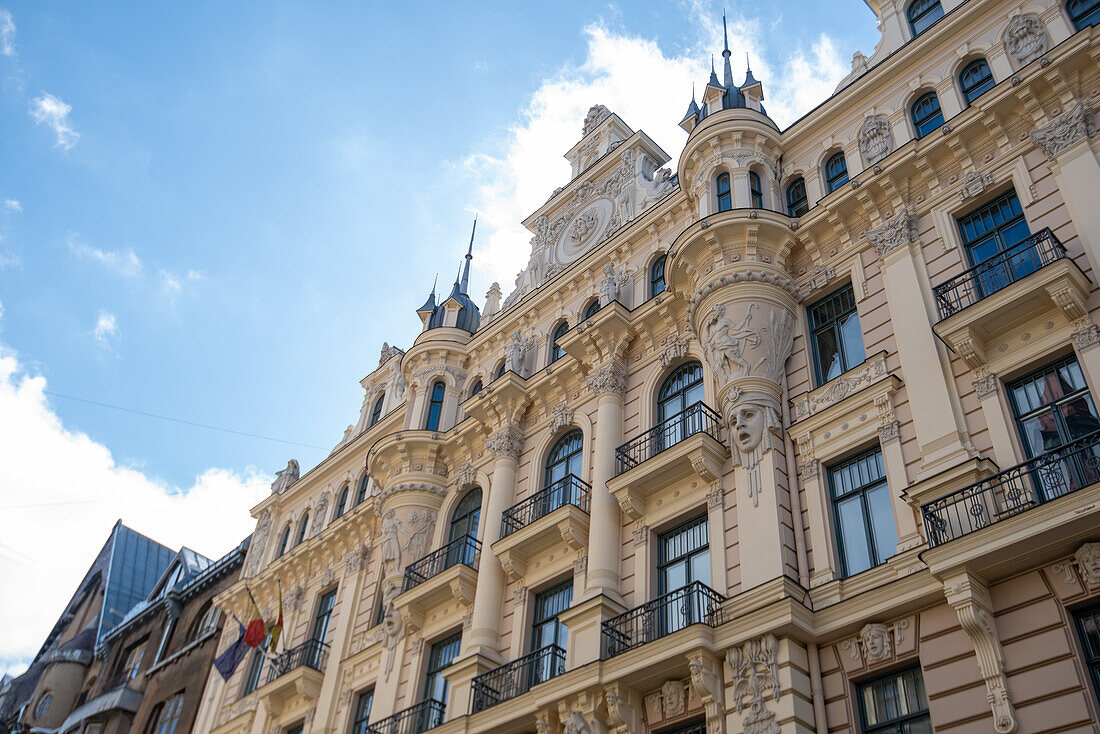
[839,313,866,370]
[836,496,873,574]
[814,328,842,382]
[865,483,898,565]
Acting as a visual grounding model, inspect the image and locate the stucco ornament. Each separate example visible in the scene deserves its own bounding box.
[562,710,590,734]
[1074,542,1100,585]
[380,509,403,576]
[487,424,525,460]
[586,361,627,398]
[703,304,759,381]
[389,357,407,399]
[270,459,300,494]
[660,333,689,367]
[661,680,685,716]
[402,509,437,562]
[245,510,271,577]
[548,404,575,433]
[1004,14,1047,66]
[570,209,600,249]
[505,330,537,375]
[344,545,371,572]
[959,170,995,200]
[867,208,919,258]
[598,263,632,307]
[379,342,403,367]
[310,491,330,536]
[859,114,893,166]
[582,104,610,136]
[1031,102,1096,161]
[727,635,782,734]
[859,623,893,661]
[457,461,477,489]
[380,580,403,681]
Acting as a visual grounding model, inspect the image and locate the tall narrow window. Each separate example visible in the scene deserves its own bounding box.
[369,395,385,427]
[1074,602,1100,709]
[312,589,337,644]
[650,255,667,298]
[449,488,482,541]
[151,693,184,734]
[276,525,291,558]
[583,299,601,320]
[658,515,710,633]
[910,92,944,138]
[858,667,931,733]
[295,513,310,546]
[657,361,705,449]
[468,379,483,398]
[355,475,370,506]
[786,177,808,217]
[958,190,1035,298]
[824,152,848,193]
[424,381,445,431]
[829,449,896,576]
[545,430,583,487]
[808,284,866,384]
[959,58,995,105]
[715,172,732,212]
[531,580,572,685]
[1068,0,1100,29]
[424,632,462,711]
[333,486,349,521]
[749,171,764,209]
[906,0,944,35]
[242,645,265,696]
[550,322,569,363]
[350,689,374,734]
[495,361,506,380]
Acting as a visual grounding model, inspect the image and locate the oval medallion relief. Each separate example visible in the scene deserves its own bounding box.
[556,198,613,264]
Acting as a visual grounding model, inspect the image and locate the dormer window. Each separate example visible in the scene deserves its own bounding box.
[824,153,849,193]
[749,171,763,209]
[716,172,732,212]
[907,0,944,36]
[425,381,445,431]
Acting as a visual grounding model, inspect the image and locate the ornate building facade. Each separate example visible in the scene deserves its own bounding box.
[197,1,1100,733]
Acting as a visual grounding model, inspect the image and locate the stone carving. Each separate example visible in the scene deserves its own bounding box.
[562,710,590,734]
[344,545,371,572]
[732,403,780,468]
[379,342,403,367]
[703,304,759,381]
[310,492,330,536]
[1074,542,1100,585]
[795,435,816,479]
[661,680,685,716]
[483,282,502,320]
[792,354,888,419]
[535,710,558,734]
[505,330,537,375]
[859,115,893,166]
[487,425,524,460]
[859,623,893,661]
[1031,102,1096,161]
[638,153,676,207]
[707,487,724,508]
[380,509,403,576]
[598,263,632,306]
[404,509,437,563]
[632,525,648,547]
[688,271,801,331]
[727,635,782,734]
[660,333,689,367]
[973,370,999,398]
[573,554,587,575]
[285,585,306,612]
[548,404,575,433]
[959,170,995,200]
[570,209,600,248]
[868,208,919,258]
[457,461,477,489]
[380,580,403,681]
[375,482,447,506]
[808,264,836,290]
[270,459,300,494]
[1004,14,1047,66]
[879,421,900,443]
[246,510,271,577]
[686,655,725,734]
[586,361,627,398]
[582,104,610,136]
[1072,320,1100,351]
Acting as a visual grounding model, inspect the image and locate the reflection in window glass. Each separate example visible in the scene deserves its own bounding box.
[829,449,896,576]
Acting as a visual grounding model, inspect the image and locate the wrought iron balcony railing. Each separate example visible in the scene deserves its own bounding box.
[366,699,446,734]
[263,639,328,684]
[601,581,724,659]
[922,429,1100,547]
[403,536,481,592]
[500,475,590,538]
[615,401,723,476]
[469,645,566,714]
[933,228,1066,320]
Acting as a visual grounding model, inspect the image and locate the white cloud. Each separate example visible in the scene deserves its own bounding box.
[0,338,270,675]
[3,199,20,213]
[67,233,143,277]
[29,92,79,150]
[93,310,118,349]
[0,9,14,58]
[0,248,19,270]
[160,268,182,295]
[463,11,846,291]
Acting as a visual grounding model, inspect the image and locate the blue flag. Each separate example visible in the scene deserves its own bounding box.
[214,621,249,680]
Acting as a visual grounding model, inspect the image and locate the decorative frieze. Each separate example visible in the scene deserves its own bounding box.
[1004,14,1047,66]
[859,114,893,166]
[868,208,919,259]
[586,362,627,398]
[1031,102,1095,161]
[376,482,447,506]
[686,271,801,334]
[727,635,782,734]
[792,353,889,420]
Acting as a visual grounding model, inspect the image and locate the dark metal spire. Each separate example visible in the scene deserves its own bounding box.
[460,215,476,295]
[721,11,734,89]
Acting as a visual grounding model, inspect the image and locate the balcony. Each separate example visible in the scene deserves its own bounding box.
[932,229,1090,374]
[254,640,327,715]
[493,476,590,580]
[396,536,480,631]
[608,403,727,522]
[469,645,566,714]
[367,699,446,734]
[601,582,724,659]
[923,430,1100,547]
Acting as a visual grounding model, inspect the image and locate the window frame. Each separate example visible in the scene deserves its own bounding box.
[786,177,808,217]
[241,645,265,696]
[1068,0,1100,30]
[277,524,291,558]
[657,514,710,595]
[715,172,732,212]
[650,255,667,298]
[856,665,932,734]
[423,631,462,706]
[824,152,849,193]
[807,284,866,386]
[828,448,896,577]
[544,429,584,487]
[906,0,944,36]
[1007,355,1100,462]
[333,486,349,521]
[749,170,764,209]
[1073,601,1100,709]
[448,488,482,542]
[311,588,338,644]
[355,474,370,506]
[295,512,310,546]
[350,688,375,734]
[583,299,601,320]
[959,58,995,105]
[550,321,569,363]
[424,380,446,431]
[910,91,945,138]
[369,395,385,427]
[151,692,184,734]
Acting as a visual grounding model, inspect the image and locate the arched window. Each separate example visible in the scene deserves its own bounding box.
[715,172,732,212]
[369,395,385,427]
[550,322,569,363]
[425,381,445,431]
[545,430,584,486]
[449,488,482,541]
[583,299,601,320]
[295,512,310,546]
[276,524,291,558]
[355,474,370,505]
[1068,0,1100,29]
[658,361,705,423]
[786,178,809,217]
[749,171,764,209]
[495,361,506,380]
[824,152,849,193]
[469,379,483,398]
[959,59,995,105]
[911,92,944,138]
[333,485,349,521]
[907,0,944,36]
[650,255,667,298]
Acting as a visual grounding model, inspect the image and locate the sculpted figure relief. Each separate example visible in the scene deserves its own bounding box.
[562,710,590,734]
[380,509,403,576]
[570,209,599,247]
[859,623,893,662]
[505,330,537,375]
[703,304,759,381]
[731,401,781,470]
[598,263,631,307]
[270,459,300,494]
[403,509,437,562]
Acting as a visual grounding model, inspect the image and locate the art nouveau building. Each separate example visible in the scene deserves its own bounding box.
[197,1,1100,732]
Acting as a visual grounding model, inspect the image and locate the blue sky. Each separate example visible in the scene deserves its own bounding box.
[0,1,877,673]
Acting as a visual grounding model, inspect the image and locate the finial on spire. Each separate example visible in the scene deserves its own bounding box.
[746,52,751,72]
[723,11,730,56]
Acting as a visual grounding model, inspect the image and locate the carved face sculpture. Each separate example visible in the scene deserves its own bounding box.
[859,623,891,661]
[1075,542,1100,584]
[733,404,766,455]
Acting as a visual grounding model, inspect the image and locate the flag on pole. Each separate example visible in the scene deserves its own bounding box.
[268,579,284,652]
[214,619,249,680]
[243,586,267,648]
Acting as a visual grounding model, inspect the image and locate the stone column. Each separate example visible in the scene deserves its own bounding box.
[585,360,627,599]
[691,273,799,589]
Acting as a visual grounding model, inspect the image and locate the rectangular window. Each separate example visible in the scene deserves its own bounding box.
[284,725,304,734]
[241,646,265,696]
[121,641,146,682]
[350,689,374,734]
[151,693,184,734]
[957,189,1035,298]
[531,581,572,686]
[829,449,897,577]
[657,515,710,634]
[808,284,866,385]
[312,589,337,642]
[424,632,462,707]
[858,667,931,733]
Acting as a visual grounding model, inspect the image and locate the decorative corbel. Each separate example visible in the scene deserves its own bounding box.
[497,551,526,582]
[616,489,644,522]
[603,683,643,733]
[687,652,726,734]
